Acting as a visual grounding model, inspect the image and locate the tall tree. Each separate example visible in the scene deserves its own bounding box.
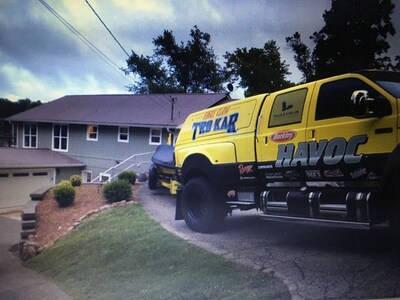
[224,40,293,96]
[0,98,41,142]
[286,0,396,81]
[126,26,225,94]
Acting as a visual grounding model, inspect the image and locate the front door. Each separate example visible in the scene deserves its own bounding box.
[256,83,314,183]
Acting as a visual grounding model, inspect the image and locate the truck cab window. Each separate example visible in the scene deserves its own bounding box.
[268,88,307,127]
[315,78,385,120]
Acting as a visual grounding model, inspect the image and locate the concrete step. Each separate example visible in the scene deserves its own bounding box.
[21,201,38,221]
[20,229,35,239]
[22,220,36,230]
[30,185,53,201]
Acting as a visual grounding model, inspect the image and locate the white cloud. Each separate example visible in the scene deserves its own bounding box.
[1,63,125,102]
[1,0,399,103]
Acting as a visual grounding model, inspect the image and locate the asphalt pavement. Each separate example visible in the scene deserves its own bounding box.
[139,184,400,300]
[0,215,72,300]
[2,184,400,300]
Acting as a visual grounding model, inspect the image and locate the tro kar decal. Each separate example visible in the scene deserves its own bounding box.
[192,110,239,140]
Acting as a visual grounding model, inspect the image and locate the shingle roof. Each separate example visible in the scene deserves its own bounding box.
[7,93,230,127]
[0,148,85,169]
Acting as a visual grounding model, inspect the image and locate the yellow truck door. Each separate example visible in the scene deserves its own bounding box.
[305,74,397,182]
[256,84,314,181]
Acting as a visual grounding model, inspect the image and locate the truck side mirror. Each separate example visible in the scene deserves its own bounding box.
[351,90,375,118]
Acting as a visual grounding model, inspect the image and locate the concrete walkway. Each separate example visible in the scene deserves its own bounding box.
[0,215,72,300]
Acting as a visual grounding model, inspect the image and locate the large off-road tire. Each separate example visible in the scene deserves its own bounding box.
[386,173,400,244]
[148,165,158,190]
[381,147,400,245]
[181,177,226,233]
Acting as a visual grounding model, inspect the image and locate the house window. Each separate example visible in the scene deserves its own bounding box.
[118,127,129,142]
[149,128,162,145]
[100,173,111,183]
[87,125,98,141]
[23,124,37,148]
[53,124,69,151]
[82,170,92,183]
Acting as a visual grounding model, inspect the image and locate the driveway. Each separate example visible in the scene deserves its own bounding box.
[139,185,400,300]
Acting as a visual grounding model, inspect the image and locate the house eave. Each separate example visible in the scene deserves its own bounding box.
[0,163,86,169]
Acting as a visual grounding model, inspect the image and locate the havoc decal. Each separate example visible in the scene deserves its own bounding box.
[192,112,239,140]
[275,135,367,168]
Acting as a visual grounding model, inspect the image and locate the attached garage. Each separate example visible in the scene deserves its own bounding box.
[0,148,85,212]
[0,168,55,210]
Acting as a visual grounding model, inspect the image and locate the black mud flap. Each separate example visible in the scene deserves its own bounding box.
[175,187,184,220]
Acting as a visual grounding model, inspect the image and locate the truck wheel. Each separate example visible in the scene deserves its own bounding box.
[181,177,225,233]
[148,165,158,190]
[382,164,400,246]
[387,175,400,243]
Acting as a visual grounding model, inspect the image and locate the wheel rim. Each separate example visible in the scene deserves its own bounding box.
[187,190,205,222]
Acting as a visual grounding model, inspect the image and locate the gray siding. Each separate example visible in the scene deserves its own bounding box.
[56,167,85,183]
[14,122,172,180]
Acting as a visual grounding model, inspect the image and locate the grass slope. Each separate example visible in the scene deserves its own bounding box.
[25,205,289,299]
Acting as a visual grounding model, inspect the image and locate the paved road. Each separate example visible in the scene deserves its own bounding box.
[139,185,400,300]
[0,215,72,300]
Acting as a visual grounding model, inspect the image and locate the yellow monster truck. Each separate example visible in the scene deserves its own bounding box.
[153,70,400,235]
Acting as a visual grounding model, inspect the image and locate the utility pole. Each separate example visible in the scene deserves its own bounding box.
[170,96,177,121]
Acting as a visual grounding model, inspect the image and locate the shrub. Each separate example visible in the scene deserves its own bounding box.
[70,175,82,187]
[53,184,75,207]
[117,171,137,185]
[59,180,72,187]
[103,179,132,203]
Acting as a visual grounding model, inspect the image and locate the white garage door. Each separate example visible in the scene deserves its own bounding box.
[0,168,55,211]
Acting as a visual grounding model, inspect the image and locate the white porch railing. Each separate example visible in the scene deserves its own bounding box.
[90,151,154,183]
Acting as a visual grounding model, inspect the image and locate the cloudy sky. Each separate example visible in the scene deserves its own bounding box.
[1,0,399,102]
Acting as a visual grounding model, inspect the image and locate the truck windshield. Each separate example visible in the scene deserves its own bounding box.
[375,80,400,98]
[358,70,400,98]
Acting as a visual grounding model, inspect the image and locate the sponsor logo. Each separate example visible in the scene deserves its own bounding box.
[238,164,253,175]
[305,170,322,179]
[324,169,344,178]
[275,135,368,168]
[270,130,297,142]
[350,168,367,179]
[281,101,294,111]
[266,172,284,179]
[258,164,273,169]
[192,112,239,140]
[285,170,299,180]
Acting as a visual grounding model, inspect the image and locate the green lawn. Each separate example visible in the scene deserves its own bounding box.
[25,205,289,299]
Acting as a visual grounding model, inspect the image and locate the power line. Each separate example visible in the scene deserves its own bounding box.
[37,0,134,85]
[85,0,130,57]
[37,0,170,113]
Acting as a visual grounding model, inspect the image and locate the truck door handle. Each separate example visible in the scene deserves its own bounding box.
[375,128,393,134]
[308,129,315,139]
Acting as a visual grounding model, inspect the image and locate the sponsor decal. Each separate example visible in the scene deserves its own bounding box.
[258,164,273,169]
[350,168,367,179]
[240,176,256,180]
[203,106,231,119]
[270,130,297,142]
[238,164,253,175]
[324,169,344,178]
[281,101,293,111]
[305,170,322,179]
[192,112,239,140]
[285,170,299,180]
[266,172,284,179]
[275,135,368,168]
[367,172,379,180]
